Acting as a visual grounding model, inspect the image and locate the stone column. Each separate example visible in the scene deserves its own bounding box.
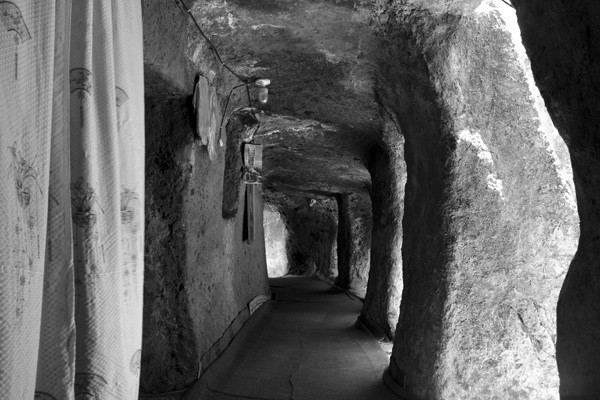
[360,115,406,338]
[514,1,600,397]
[335,192,372,297]
[369,1,579,397]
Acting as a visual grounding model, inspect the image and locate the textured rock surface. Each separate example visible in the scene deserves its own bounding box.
[335,192,372,298]
[141,2,269,393]
[222,111,259,219]
[190,0,380,205]
[186,0,404,337]
[272,194,339,279]
[361,114,406,338]
[363,0,579,397]
[139,0,589,398]
[513,1,600,397]
[193,0,380,130]
[255,115,372,196]
[143,95,200,393]
[263,204,289,277]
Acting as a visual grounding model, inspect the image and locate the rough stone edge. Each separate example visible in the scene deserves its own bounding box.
[198,294,271,377]
[315,270,364,302]
[315,269,337,287]
[354,316,417,400]
[139,294,271,400]
[382,368,421,400]
[138,390,186,400]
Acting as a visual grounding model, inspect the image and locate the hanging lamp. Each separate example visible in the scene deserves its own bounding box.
[255,79,270,104]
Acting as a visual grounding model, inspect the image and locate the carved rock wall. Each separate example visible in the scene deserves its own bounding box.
[264,203,290,278]
[513,1,600,397]
[365,0,579,397]
[141,1,269,393]
[361,114,406,338]
[279,195,339,279]
[335,192,373,298]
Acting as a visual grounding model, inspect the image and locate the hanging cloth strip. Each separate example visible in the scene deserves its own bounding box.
[0,1,145,399]
[193,76,220,160]
[0,2,58,397]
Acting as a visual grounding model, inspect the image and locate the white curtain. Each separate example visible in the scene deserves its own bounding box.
[0,1,145,399]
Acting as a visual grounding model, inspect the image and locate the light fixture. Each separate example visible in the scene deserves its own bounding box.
[255,78,270,104]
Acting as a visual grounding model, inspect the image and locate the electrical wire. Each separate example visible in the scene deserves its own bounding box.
[174,0,247,83]
[174,0,263,138]
[219,83,246,136]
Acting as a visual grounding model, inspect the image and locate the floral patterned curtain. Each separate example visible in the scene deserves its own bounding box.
[0,1,144,398]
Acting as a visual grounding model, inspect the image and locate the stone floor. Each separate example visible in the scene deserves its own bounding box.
[184,276,399,400]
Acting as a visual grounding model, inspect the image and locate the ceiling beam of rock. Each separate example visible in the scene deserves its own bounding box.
[362,0,578,398]
[512,1,600,396]
[190,0,382,197]
[255,114,373,197]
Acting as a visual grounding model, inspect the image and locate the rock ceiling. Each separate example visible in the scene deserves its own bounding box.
[192,0,383,198]
[190,0,489,200]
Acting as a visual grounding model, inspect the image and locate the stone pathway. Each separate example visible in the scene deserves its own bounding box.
[184,276,399,400]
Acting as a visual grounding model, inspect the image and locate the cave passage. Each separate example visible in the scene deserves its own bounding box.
[184,276,399,400]
[5,0,599,399]
[142,0,583,398]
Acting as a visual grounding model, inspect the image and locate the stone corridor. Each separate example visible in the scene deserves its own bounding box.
[184,276,401,400]
[3,0,600,399]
